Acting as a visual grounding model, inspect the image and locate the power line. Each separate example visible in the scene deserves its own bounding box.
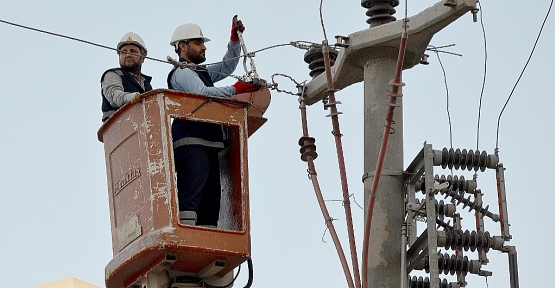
[1,17,329,94]
[475,0,488,151]
[0,18,168,64]
[0,17,299,74]
[495,0,553,149]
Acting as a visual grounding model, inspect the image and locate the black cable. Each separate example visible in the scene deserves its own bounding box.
[244,258,254,288]
[495,0,553,149]
[429,45,453,149]
[319,0,328,42]
[475,0,488,151]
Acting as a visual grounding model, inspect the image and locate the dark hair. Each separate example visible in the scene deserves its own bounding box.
[175,40,188,54]
[175,38,205,54]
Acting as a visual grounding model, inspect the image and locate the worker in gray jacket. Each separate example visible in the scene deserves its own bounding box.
[101,32,152,122]
[168,17,258,226]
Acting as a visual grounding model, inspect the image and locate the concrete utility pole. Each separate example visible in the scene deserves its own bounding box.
[304,1,477,287]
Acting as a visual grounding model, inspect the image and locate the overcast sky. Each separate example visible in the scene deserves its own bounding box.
[1,0,553,287]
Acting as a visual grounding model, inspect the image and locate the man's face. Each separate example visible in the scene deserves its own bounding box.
[183,39,206,64]
[118,44,145,71]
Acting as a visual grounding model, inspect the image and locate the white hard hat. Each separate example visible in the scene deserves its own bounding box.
[170,23,211,47]
[117,32,147,55]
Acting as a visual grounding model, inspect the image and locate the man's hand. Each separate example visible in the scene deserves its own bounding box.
[125,92,141,104]
[230,15,245,42]
[232,81,258,94]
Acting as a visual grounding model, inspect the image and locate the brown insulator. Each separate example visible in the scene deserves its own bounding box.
[460,149,468,170]
[436,217,454,231]
[303,45,339,78]
[440,147,498,171]
[409,275,452,288]
[453,148,462,170]
[298,136,318,161]
[461,230,471,252]
[361,0,400,27]
[448,148,455,169]
[441,148,453,169]
[443,229,496,253]
[479,150,488,172]
[473,150,481,172]
[466,150,475,171]
[435,253,470,276]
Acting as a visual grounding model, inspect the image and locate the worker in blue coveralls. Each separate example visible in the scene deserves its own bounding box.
[167,16,259,227]
[101,32,152,122]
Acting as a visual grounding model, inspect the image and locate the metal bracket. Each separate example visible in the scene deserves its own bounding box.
[444,0,457,7]
[334,35,350,48]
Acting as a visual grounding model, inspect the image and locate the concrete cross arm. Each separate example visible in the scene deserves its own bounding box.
[303,0,477,105]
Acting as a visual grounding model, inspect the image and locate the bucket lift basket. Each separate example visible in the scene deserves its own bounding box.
[97,88,270,288]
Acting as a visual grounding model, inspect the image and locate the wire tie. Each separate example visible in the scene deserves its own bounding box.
[331,130,343,137]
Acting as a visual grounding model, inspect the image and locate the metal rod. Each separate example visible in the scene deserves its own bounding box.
[506,246,520,288]
[237,31,259,79]
[474,191,489,264]
[423,144,440,288]
[400,223,408,288]
[496,163,512,240]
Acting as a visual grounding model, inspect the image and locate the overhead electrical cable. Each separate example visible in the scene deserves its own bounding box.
[475,0,488,151]
[0,19,169,64]
[495,0,553,149]
[0,18,303,83]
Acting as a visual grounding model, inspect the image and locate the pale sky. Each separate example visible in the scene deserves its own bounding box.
[1,0,553,287]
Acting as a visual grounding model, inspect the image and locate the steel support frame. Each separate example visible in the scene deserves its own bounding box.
[404,143,440,287]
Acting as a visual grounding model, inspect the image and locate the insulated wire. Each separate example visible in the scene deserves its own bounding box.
[318,2,361,288]
[429,45,453,149]
[320,0,328,42]
[495,0,553,149]
[475,0,488,151]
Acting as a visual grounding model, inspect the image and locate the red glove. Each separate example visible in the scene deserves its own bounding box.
[233,81,258,94]
[230,15,245,42]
